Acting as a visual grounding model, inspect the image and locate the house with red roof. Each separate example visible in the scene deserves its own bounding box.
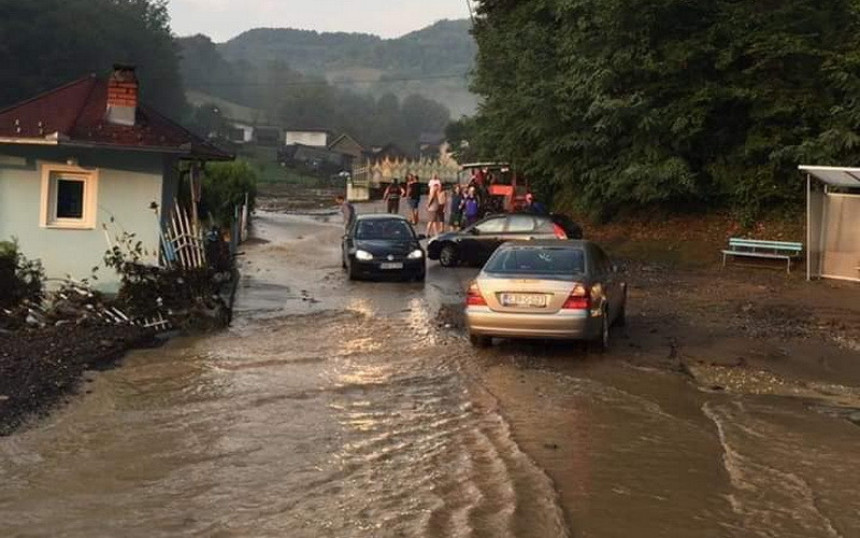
[0,65,232,288]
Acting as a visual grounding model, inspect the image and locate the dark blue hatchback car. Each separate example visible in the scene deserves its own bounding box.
[342,214,426,281]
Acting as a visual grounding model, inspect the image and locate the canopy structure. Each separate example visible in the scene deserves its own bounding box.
[799,165,860,282]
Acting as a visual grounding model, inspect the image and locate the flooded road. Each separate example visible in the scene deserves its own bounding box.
[1,211,858,537]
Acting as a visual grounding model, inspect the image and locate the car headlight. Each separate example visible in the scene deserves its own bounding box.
[407,249,424,259]
[355,250,373,261]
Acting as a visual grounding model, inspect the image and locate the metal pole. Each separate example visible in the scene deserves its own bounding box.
[807,173,811,281]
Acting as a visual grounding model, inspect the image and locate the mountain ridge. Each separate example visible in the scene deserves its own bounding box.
[216,19,477,116]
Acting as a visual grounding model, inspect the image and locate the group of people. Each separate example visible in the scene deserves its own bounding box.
[338,172,548,237]
[381,174,488,237]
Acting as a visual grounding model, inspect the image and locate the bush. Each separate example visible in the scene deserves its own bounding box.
[0,240,44,309]
[200,160,258,226]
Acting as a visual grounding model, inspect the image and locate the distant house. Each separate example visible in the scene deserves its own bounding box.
[254,126,282,146]
[228,122,254,144]
[328,133,365,159]
[0,65,232,289]
[285,129,331,148]
[280,143,351,173]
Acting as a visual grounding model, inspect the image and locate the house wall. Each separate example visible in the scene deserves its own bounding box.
[285,131,328,148]
[329,137,364,158]
[0,145,166,290]
[230,123,254,143]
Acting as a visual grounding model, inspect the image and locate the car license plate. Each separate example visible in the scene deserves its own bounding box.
[380,262,403,270]
[500,293,547,308]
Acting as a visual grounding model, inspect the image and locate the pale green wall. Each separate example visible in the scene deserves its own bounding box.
[0,146,176,290]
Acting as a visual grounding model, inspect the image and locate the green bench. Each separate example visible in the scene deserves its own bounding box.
[721,238,803,274]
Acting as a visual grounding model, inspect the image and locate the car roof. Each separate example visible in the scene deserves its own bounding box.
[497,239,592,249]
[354,213,411,221]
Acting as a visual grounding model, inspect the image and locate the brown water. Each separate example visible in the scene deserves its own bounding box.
[1,211,858,537]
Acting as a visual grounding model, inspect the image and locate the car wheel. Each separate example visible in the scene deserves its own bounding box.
[439,244,459,267]
[469,334,491,348]
[614,291,627,327]
[347,261,359,281]
[591,312,610,353]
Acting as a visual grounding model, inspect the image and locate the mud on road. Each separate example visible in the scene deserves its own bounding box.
[1,206,858,538]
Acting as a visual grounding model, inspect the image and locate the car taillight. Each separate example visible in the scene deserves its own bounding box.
[552,223,568,240]
[562,284,590,309]
[466,282,487,306]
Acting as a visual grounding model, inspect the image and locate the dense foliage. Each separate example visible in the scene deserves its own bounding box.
[179,35,453,153]
[0,240,44,310]
[0,0,185,117]
[465,0,860,220]
[200,161,259,226]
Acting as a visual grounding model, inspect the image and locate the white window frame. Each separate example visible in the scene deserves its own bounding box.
[39,162,99,229]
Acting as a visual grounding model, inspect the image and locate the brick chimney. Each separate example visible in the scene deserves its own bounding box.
[106,64,138,126]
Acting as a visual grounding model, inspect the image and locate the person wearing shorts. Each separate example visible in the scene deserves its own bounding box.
[406,174,421,224]
[383,179,404,214]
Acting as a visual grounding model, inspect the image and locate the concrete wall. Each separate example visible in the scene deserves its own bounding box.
[285,131,328,148]
[0,145,167,290]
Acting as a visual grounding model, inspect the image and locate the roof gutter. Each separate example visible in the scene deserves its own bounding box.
[57,140,233,160]
[0,136,59,146]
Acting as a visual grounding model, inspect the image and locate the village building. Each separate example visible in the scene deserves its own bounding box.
[0,65,232,289]
[284,129,331,148]
[227,122,254,144]
[327,133,365,160]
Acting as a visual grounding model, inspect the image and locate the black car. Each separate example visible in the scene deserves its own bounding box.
[342,214,426,281]
[427,212,583,267]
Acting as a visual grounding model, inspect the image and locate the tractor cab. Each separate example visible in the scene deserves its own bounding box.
[457,162,529,214]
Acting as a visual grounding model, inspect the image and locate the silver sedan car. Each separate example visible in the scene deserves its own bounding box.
[465,240,627,350]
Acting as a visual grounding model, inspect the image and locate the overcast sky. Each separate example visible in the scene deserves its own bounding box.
[168,0,474,42]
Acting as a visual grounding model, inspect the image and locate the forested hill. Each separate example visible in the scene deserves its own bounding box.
[216,20,478,116]
[220,19,475,76]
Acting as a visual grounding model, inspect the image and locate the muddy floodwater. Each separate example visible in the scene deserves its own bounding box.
[1,211,858,537]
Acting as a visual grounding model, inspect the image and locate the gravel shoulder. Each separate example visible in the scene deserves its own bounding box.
[0,324,158,435]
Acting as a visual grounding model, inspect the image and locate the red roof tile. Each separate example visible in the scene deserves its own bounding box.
[0,75,232,160]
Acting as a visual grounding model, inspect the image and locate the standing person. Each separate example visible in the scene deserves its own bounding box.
[523,192,548,215]
[463,186,481,227]
[383,179,404,215]
[428,173,442,196]
[425,176,443,237]
[448,184,463,231]
[432,183,448,237]
[336,195,355,230]
[406,174,421,225]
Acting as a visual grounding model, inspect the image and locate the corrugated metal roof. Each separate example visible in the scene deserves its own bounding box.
[799,165,860,188]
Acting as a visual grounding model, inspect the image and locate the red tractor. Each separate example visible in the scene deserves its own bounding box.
[458,162,529,214]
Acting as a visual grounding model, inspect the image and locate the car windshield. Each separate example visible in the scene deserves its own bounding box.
[485,247,585,275]
[355,219,415,240]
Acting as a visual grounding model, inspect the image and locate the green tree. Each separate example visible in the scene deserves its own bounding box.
[468,0,860,219]
[0,0,185,117]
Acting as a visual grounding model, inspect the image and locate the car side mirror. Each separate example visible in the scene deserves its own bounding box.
[417,233,427,240]
[469,227,480,235]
